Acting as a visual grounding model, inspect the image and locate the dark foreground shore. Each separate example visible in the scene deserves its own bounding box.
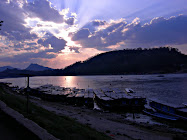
[0,83,187,140]
[0,110,39,140]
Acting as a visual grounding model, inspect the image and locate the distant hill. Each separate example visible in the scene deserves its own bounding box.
[0,68,63,79]
[0,66,15,72]
[63,47,187,75]
[0,64,60,78]
[25,63,53,71]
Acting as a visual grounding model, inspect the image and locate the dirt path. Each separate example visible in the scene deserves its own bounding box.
[30,99,187,140]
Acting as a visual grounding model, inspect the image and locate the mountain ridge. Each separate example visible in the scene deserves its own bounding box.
[0,66,15,72]
[25,63,53,71]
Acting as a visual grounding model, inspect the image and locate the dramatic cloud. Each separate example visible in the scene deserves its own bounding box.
[72,28,90,41]
[71,15,187,51]
[0,0,37,41]
[24,0,76,25]
[65,17,75,25]
[24,0,65,23]
[82,20,107,33]
[0,0,79,68]
[38,36,67,52]
[129,16,187,45]
[71,19,128,50]
[1,51,56,62]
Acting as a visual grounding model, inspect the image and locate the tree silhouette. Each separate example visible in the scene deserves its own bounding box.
[62,47,187,75]
[0,21,3,30]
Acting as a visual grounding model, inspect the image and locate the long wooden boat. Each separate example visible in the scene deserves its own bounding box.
[94,88,146,111]
[94,89,114,110]
[74,91,85,106]
[66,92,77,105]
[110,88,146,110]
[143,109,179,121]
[149,99,187,121]
[84,89,94,108]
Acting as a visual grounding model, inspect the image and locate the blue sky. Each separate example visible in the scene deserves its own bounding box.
[0,0,187,68]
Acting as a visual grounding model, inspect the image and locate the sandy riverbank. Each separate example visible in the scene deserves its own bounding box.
[30,99,187,140]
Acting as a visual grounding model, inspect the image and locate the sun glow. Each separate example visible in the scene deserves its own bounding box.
[60,46,75,53]
[24,17,81,53]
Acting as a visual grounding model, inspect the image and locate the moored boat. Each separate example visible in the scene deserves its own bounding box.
[84,89,94,108]
[66,91,77,105]
[111,88,146,111]
[94,88,146,111]
[93,89,114,110]
[143,109,179,121]
[74,91,85,106]
[149,99,187,121]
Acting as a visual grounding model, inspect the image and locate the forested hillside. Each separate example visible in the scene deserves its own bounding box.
[63,47,187,75]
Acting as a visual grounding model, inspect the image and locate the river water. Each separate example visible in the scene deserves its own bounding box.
[0,74,187,106]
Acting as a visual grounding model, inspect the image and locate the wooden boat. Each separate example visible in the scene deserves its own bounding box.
[27,85,145,111]
[66,92,77,105]
[84,89,94,108]
[176,108,187,119]
[74,91,85,106]
[143,109,179,121]
[112,88,146,110]
[149,99,187,121]
[94,88,146,111]
[101,88,119,100]
[94,89,114,110]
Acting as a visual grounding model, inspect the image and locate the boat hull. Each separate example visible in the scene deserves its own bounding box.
[149,101,187,121]
[143,109,179,121]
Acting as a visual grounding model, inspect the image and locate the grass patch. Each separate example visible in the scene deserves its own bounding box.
[0,84,110,140]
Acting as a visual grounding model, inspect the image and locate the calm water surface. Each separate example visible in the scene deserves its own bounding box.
[0,74,187,106]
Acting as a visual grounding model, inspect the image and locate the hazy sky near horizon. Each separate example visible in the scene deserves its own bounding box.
[0,0,187,69]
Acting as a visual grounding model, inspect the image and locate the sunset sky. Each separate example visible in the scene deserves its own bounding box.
[0,0,187,69]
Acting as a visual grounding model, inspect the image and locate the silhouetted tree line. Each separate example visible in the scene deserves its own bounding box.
[63,47,187,75]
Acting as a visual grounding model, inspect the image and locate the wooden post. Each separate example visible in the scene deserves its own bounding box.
[20,74,32,114]
[26,76,30,114]
[133,112,135,119]
[27,76,29,88]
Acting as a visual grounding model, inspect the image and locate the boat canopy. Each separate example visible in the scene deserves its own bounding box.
[149,98,185,109]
